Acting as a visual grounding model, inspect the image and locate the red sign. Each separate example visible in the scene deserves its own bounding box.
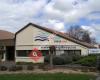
[29,48,42,62]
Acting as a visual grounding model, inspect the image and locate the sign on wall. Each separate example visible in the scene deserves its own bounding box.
[34,31,67,43]
[29,48,42,62]
[34,45,77,50]
[34,33,49,41]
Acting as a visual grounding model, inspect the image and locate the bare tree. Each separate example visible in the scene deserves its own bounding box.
[67,25,96,44]
[82,31,91,43]
[68,25,81,39]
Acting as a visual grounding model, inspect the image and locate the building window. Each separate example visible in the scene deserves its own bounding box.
[74,50,81,55]
[68,50,75,56]
[56,50,64,55]
[16,50,31,57]
[64,50,81,56]
[41,50,49,56]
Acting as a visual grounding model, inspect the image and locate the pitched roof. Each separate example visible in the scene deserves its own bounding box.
[15,23,96,48]
[0,30,14,40]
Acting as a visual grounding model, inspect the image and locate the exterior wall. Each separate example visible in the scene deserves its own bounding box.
[16,25,85,46]
[16,57,44,63]
[15,25,89,63]
[0,39,14,46]
[0,46,6,62]
[2,52,6,62]
[0,39,14,62]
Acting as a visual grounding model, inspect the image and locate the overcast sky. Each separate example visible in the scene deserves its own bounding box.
[0,0,100,42]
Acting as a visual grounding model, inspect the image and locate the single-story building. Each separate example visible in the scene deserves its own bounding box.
[15,23,96,63]
[0,30,15,62]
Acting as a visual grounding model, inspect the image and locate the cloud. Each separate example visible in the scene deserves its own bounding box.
[81,25,96,37]
[40,19,65,32]
[0,0,100,32]
[42,0,100,23]
[48,20,65,31]
[87,12,100,21]
[0,0,47,32]
[0,0,100,42]
[81,24,100,43]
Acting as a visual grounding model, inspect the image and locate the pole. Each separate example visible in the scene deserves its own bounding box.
[49,45,55,69]
[50,50,53,68]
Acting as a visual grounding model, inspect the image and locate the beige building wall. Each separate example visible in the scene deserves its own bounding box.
[15,25,89,63]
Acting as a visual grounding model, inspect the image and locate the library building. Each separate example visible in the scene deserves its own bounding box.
[0,23,97,63]
[15,23,96,63]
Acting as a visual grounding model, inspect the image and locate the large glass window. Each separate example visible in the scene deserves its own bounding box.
[56,50,64,55]
[64,50,81,56]
[41,50,49,56]
[17,50,31,57]
[74,50,81,55]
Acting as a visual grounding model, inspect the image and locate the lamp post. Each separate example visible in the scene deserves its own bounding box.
[49,45,56,68]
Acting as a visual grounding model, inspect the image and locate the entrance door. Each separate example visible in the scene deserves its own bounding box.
[6,46,15,61]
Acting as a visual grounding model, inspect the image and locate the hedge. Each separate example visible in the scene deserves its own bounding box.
[75,55,97,67]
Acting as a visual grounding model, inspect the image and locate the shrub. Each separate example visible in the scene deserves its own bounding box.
[96,56,100,71]
[9,65,24,71]
[89,67,97,72]
[9,66,16,71]
[75,55,96,67]
[42,65,49,71]
[38,64,44,69]
[0,66,7,71]
[16,65,23,71]
[53,56,65,65]
[44,54,73,65]
[16,62,34,65]
[44,55,50,63]
[62,55,73,64]
[53,56,73,65]
[60,53,81,62]
[27,65,34,70]
[72,55,81,61]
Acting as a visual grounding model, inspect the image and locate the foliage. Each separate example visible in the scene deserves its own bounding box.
[44,55,73,65]
[0,73,96,80]
[16,62,43,65]
[53,56,66,65]
[75,55,97,67]
[15,65,23,71]
[16,62,34,65]
[44,54,82,65]
[72,55,81,61]
[96,56,100,71]
[53,55,73,65]
[9,66,16,71]
[61,53,81,62]
[0,66,7,71]
[67,25,96,44]
[44,55,50,63]
[61,55,73,64]
[27,65,34,70]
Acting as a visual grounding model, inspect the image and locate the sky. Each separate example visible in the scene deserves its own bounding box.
[0,0,100,43]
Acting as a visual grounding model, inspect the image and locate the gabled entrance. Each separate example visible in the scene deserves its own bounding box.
[6,46,15,61]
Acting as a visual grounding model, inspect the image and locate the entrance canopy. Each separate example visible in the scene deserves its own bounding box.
[0,30,15,61]
[0,30,14,46]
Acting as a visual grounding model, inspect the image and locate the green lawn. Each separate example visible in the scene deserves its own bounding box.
[0,73,96,80]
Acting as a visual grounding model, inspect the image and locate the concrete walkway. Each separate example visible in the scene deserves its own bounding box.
[0,68,98,76]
